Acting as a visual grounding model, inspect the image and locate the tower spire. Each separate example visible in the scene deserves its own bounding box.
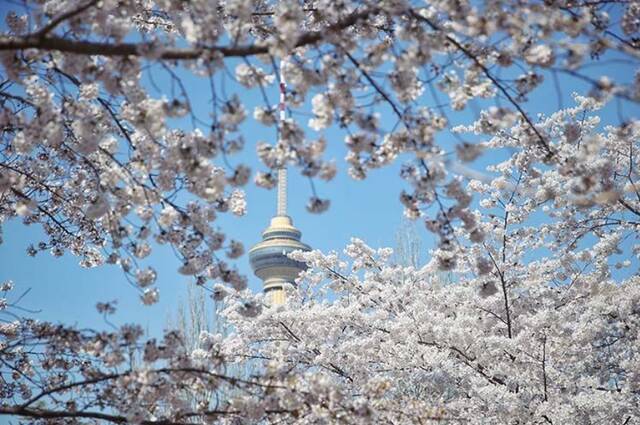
[277,57,287,217]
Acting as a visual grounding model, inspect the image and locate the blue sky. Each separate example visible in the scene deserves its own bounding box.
[0,3,639,339]
[0,57,417,334]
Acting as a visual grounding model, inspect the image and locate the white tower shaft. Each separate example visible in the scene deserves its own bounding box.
[277,59,287,217]
[277,167,287,216]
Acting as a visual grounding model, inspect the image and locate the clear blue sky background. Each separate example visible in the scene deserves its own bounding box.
[0,52,418,335]
[0,3,638,340]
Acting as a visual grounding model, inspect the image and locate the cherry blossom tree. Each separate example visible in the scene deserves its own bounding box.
[1,0,639,423]
[220,236,639,423]
[1,282,370,423]
[219,96,640,423]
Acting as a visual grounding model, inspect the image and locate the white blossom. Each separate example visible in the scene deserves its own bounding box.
[140,287,159,305]
[135,267,157,287]
[235,64,275,88]
[229,189,247,216]
[524,44,555,67]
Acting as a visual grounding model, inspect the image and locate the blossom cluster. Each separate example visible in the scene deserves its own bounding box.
[220,236,640,423]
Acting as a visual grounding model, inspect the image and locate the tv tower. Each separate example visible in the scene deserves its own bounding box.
[248,61,311,304]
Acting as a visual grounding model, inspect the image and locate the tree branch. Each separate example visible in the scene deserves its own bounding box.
[0,406,133,424]
[35,0,100,38]
[619,198,640,218]
[542,334,548,402]
[0,405,274,424]
[485,248,513,338]
[0,9,375,59]
[409,10,554,159]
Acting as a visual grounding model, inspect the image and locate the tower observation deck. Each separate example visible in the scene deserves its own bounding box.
[248,61,310,304]
[248,168,310,304]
